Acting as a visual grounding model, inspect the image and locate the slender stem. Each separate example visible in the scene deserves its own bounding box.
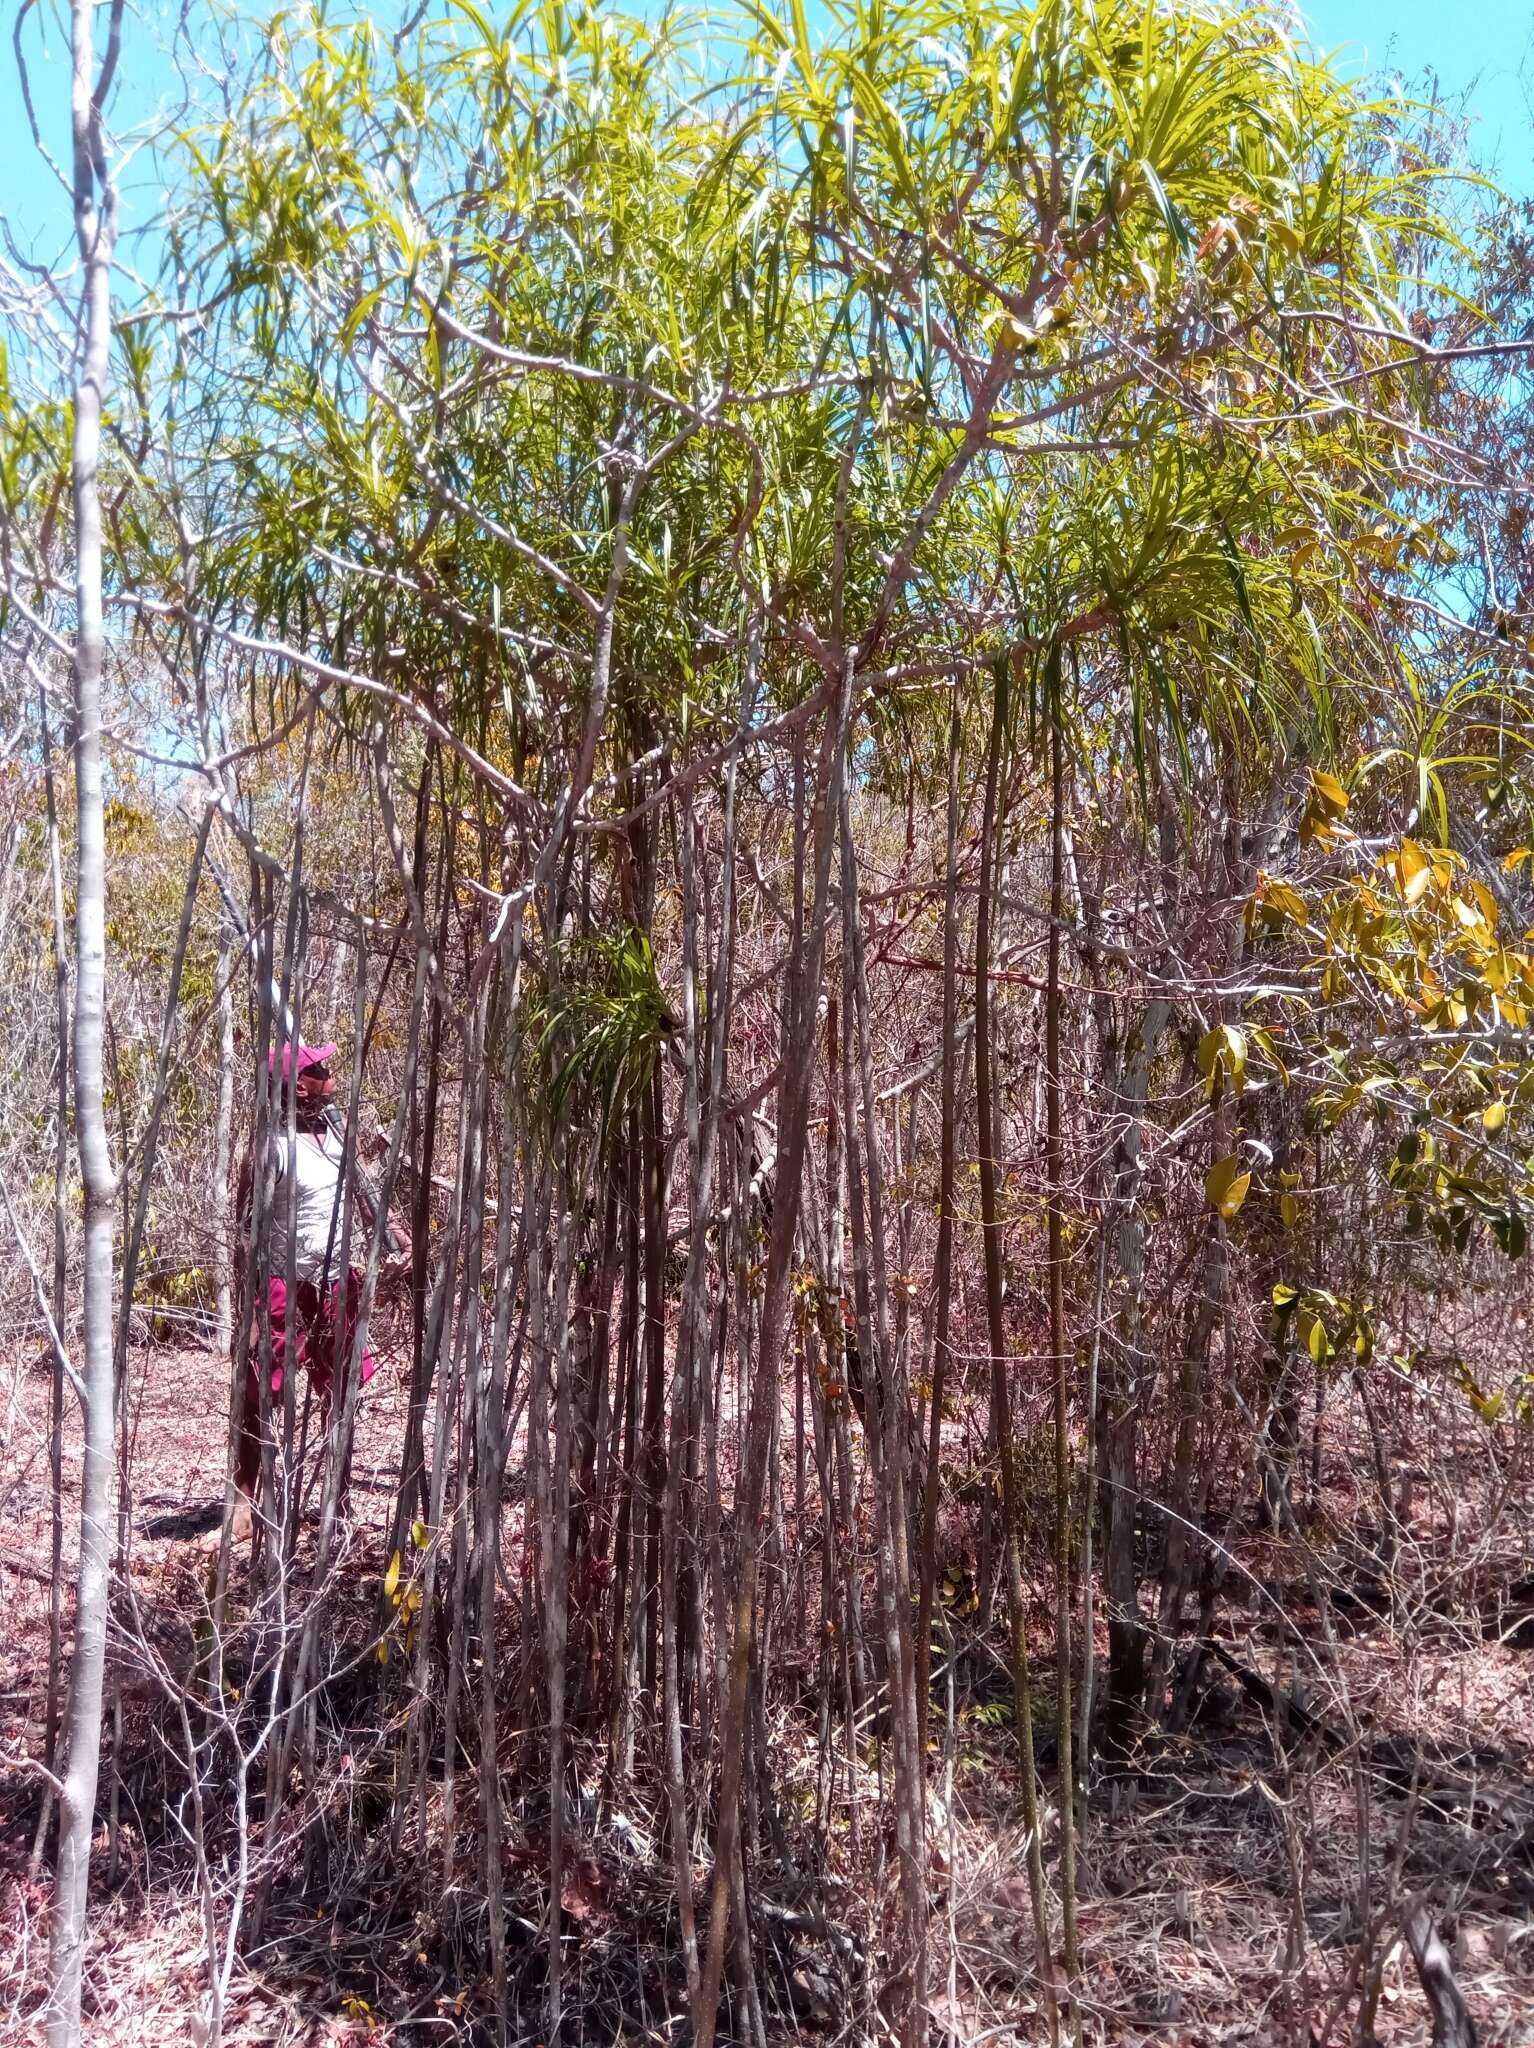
[1045,703,1082,2028]
[47,7,125,2040]
[29,689,71,1882]
[695,656,854,2048]
[975,659,1059,2048]
[916,691,963,1765]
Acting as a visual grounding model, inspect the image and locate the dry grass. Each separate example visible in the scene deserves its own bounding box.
[6,1332,1534,2045]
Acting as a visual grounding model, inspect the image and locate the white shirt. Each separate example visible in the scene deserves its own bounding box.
[266,1128,351,1285]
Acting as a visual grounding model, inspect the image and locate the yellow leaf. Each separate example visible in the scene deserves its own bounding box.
[1206,1155,1251,1219]
[1460,1364,1507,1423]
[1310,769,1349,818]
[412,1519,429,1550]
[1280,1191,1299,1229]
[1396,839,1433,907]
[1270,218,1302,260]
[1198,1024,1247,1098]
[1254,875,1308,925]
[1502,846,1530,873]
[383,1549,401,1601]
[1467,878,1500,930]
[1483,1100,1508,1133]
[1248,1026,1291,1084]
[376,1639,390,1665]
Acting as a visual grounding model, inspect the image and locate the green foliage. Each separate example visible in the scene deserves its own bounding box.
[8,0,1517,1486]
[529,927,675,1151]
[144,1256,215,1343]
[90,0,1462,829]
[1247,791,1534,1261]
[1271,1282,1373,1368]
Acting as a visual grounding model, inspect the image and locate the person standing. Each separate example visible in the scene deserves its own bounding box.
[233,1039,410,1536]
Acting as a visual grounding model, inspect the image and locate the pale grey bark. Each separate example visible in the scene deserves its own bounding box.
[47,3,125,2039]
[28,690,72,1882]
[214,919,236,1359]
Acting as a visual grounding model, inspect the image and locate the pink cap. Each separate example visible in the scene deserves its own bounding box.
[268,1039,338,1081]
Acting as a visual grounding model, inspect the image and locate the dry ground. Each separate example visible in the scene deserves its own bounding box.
[4,1328,1534,2045]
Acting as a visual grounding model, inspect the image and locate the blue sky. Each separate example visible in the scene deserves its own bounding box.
[2,0,1530,294]
[1320,0,1533,188]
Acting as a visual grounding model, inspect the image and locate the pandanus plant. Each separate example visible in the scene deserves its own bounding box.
[6,1,1497,2043]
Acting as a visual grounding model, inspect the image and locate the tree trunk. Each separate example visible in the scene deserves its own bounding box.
[1099,997,1170,1754]
[839,766,925,2039]
[975,658,1058,2045]
[214,918,237,1360]
[29,692,72,1882]
[694,657,853,2048]
[1043,699,1081,2019]
[916,694,963,1761]
[48,5,124,2039]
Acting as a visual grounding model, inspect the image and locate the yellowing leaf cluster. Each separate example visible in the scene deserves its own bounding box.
[1206,1154,1251,1219]
[1198,1023,1247,1101]
[1299,768,1350,850]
